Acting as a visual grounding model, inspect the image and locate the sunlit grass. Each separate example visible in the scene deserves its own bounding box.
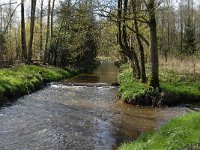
[118,62,200,104]
[0,65,73,97]
[118,65,148,102]
[119,112,200,150]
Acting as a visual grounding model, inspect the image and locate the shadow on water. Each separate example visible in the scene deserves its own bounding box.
[0,61,189,150]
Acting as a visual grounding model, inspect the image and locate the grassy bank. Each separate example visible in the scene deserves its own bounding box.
[0,65,75,104]
[118,64,200,106]
[119,112,200,150]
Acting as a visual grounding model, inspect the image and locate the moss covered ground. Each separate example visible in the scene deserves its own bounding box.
[0,65,75,102]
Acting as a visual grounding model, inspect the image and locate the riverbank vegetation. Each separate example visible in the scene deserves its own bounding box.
[0,65,75,104]
[118,57,200,106]
[119,112,200,150]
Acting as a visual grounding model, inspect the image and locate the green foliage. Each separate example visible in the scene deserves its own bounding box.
[97,21,121,59]
[49,1,98,69]
[182,18,197,56]
[119,112,200,150]
[0,65,73,98]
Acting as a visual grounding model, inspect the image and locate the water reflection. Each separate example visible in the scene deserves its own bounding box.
[66,61,118,84]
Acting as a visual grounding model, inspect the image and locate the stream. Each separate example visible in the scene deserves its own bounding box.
[0,62,189,150]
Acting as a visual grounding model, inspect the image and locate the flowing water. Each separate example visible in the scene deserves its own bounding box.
[0,62,189,150]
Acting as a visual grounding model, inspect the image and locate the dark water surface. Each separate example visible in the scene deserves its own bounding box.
[0,62,188,150]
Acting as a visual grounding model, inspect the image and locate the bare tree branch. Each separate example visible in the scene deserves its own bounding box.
[3,3,21,34]
[0,2,17,7]
[125,23,149,46]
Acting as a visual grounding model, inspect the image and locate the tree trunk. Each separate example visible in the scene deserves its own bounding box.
[51,0,55,39]
[117,0,141,79]
[132,0,146,82]
[134,19,147,82]
[51,0,57,66]
[21,0,27,61]
[130,47,141,79]
[180,3,183,52]
[40,0,44,61]
[44,0,51,64]
[148,0,159,88]
[166,22,170,62]
[27,0,37,64]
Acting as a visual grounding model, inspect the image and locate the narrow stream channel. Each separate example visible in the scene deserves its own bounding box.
[0,62,188,150]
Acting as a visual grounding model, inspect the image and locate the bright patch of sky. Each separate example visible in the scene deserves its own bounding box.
[170,0,200,8]
[1,0,200,20]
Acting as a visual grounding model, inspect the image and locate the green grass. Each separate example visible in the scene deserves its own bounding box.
[0,65,74,98]
[118,64,200,104]
[160,69,200,100]
[117,64,148,102]
[119,112,200,150]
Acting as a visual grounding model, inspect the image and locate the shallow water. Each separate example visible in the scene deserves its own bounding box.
[0,62,188,150]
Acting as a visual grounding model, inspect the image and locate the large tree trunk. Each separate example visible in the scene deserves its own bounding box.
[21,0,27,61]
[27,0,37,64]
[44,0,51,64]
[148,0,159,88]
